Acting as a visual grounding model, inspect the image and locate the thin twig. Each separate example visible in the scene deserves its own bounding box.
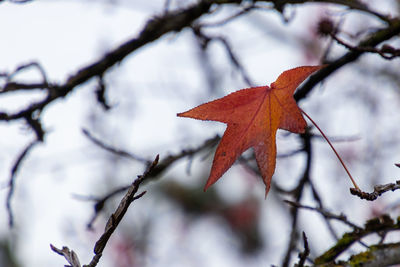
[79,135,220,229]
[350,180,400,201]
[284,200,361,230]
[95,76,112,110]
[88,155,159,266]
[1,61,49,94]
[296,232,310,267]
[199,3,261,27]
[52,155,160,267]
[192,27,253,86]
[50,244,81,267]
[282,132,312,267]
[0,1,216,123]
[330,32,400,60]
[82,128,150,164]
[6,139,40,226]
[307,179,339,241]
[5,0,35,3]
[295,19,400,101]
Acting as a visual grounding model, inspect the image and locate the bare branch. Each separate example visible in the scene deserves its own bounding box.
[86,155,158,267]
[1,0,34,4]
[282,132,313,267]
[199,3,265,28]
[192,26,254,86]
[50,244,81,267]
[343,242,400,267]
[80,135,219,229]
[0,1,215,124]
[6,139,40,226]
[284,200,361,230]
[52,155,159,267]
[94,76,112,110]
[1,0,394,124]
[296,232,310,267]
[350,180,400,201]
[314,214,400,264]
[330,32,400,60]
[295,19,400,101]
[82,128,150,164]
[0,61,49,94]
[271,0,391,23]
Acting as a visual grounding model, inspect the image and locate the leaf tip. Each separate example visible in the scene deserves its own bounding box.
[264,184,271,199]
[203,179,213,192]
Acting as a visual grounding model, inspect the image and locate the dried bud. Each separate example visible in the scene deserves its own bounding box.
[381,44,396,53]
[317,18,335,37]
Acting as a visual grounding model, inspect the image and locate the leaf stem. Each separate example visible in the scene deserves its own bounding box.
[300,108,360,190]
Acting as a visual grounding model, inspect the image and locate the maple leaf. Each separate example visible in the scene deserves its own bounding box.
[178,66,323,195]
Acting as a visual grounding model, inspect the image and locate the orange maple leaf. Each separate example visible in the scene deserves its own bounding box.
[178,66,323,195]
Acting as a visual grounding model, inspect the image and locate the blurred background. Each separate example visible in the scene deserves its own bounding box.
[0,0,400,266]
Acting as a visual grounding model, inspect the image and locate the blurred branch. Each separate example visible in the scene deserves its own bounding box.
[295,232,310,267]
[94,76,112,110]
[80,134,220,229]
[314,214,400,265]
[281,131,313,267]
[307,178,340,241]
[0,61,48,94]
[52,155,160,267]
[284,200,361,230]
[1,0,394,123]
[1,4,396,217]
[0,6,220,216]
[350,180,400,201]
[295,19,400,101]
[342,242,400,267]
[199,2,266,27]
[82,128,150,164]
[271,0,391,23]
[331,33,400,60]
[192,26,254,87]
[0,0,34,4]
[6,139,40,227]
[0,1,215,123]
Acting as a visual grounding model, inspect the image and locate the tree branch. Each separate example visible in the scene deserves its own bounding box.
[79,134,220,229]
[0,0,215,123]
[296,232,310,267]
[350,180,400,201]
[82,128,150,164]
[314,214,400,264]
[0,0,34,4]
[271,0,391,23]
[1,0,394,123]
[51,155,160,267]
[343,242,400,267]
[295,19,400,101]
[6,139,40,226]
[282,131,313,267]
[284,200,361,230]
[50,245,81,267]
